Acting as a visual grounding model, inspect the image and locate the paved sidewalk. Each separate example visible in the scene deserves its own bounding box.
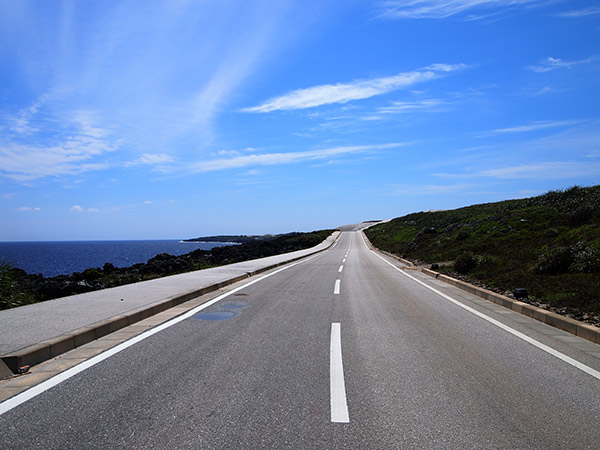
[0,233,339,359]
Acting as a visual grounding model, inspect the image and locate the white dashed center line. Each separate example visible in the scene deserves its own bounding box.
[330,322,350,423]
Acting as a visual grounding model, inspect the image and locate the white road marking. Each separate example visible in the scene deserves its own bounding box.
[362,234,600,382]
[330,322,350,423]
[0,253,324,416]
[343,258,346,263]
[338,265,344,273]
[334,279,341,294]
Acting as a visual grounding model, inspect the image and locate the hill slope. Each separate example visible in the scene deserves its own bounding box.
[365,186,600,316]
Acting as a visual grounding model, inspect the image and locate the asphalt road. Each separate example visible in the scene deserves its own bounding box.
[1,231,600,448]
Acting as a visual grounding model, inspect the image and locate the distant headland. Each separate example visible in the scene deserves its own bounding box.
[183,235,275,244]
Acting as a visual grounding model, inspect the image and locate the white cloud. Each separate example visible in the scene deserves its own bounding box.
[487,120,582,134]
[16,206,40,212]
[557,7,600,18]
[133,154,174,165]
[243,64,466,113]
[70,205,99,213]
[527,56,596,73]
[530,86,554,96]
[141,2,303,144]
[394,183,483,195]
[0,2,307,183]
[0,111,115,182]
[423,63,466,72]
[378,99,445,114]
[376,0,541,20]
[480,161,600,179]
[8,95,49,134]
[216,149,242,157]
[186,143,405,173]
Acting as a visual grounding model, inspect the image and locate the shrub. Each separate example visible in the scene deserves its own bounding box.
[572,244,600,273]
[474,254,498,268]
[0,261,35,310]
[454,253,477,274]
[455,230,470,241]
[548,277,600,314]
[569,206,593,227]
[535,246,574,275]
[82,268,102,281]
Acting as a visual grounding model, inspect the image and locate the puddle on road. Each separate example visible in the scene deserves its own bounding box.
[193,300,249,321]
[193,310,237,321]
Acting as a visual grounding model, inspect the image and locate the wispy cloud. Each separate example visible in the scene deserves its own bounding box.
[243,64,466,113]
[0,2,305,182]
[71,205,99,213]
[557,7,600,18]
[486,120,582,134]
[182,143,405,173]
[376,0,541,20]
[527,56,597,72]
[393,182,484,195]
[480,161,600,179]
[16,206,41,212]
[132,154,174,165]
[0,111,115,182]
[7,94,49,134]
[378,98,445,114]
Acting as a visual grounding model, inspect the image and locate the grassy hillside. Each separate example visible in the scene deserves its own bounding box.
[365,186,600,316]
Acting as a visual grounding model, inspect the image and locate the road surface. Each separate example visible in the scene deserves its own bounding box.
[1,231,600,448]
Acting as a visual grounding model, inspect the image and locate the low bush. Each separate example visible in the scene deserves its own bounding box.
[0,261,36,310]
[454,253,477,274]
[535,246,574,275]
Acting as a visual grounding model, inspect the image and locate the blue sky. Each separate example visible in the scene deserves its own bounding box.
[1,0,599,241]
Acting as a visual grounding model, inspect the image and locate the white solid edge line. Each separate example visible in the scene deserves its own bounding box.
[360,234,600,381]
[334,279,341,295]
[330,323,350,423]
[0,252,324,416]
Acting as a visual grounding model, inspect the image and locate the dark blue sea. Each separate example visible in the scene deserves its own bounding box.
[0,240,236,277]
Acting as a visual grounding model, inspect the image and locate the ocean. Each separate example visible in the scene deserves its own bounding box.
[0,240,236,277]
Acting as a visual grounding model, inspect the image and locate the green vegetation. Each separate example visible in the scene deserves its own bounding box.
[365,186,600,315]
[0,229,334,311]
[0,260,36,310]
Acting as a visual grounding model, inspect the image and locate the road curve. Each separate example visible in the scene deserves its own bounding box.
[1,231,600,448]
